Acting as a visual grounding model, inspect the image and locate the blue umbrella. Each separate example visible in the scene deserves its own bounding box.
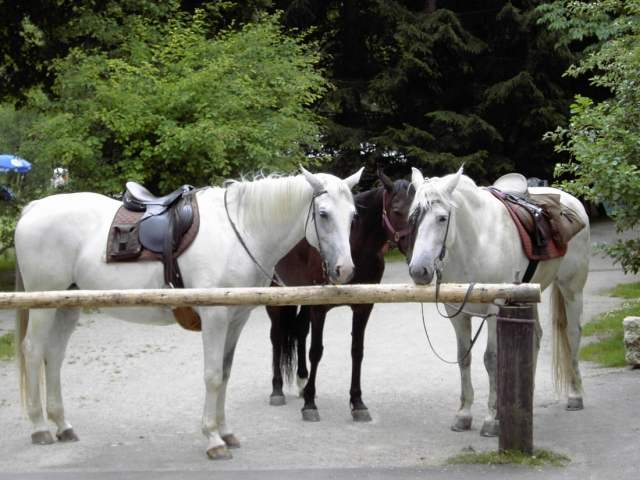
[0,154,32,173]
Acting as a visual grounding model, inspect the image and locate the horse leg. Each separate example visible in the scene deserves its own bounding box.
[301,308,325,422]
[350,304,373,422]
[449,313,474,431]
[201,308,233,460]
[44,308,80,442]
[480,316,498,437]
[296,306,310,396]
[556,285,585,410]
[22,310,56,445]
[215,313,250,450]
[267,305,286,406]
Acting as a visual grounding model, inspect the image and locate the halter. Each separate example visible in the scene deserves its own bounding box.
[381,189,412,249]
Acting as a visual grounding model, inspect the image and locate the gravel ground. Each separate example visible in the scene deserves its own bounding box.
[0,219,638,479]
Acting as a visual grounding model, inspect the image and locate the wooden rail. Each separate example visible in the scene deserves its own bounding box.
[0,283,540,309]
[3,281,540,454]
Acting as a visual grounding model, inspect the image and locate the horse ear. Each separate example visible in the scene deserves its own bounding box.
[377,168,394,191]
[300,165,325,194]
[411,167,425,191]
[343,166,364,190]
[444,166,464,195]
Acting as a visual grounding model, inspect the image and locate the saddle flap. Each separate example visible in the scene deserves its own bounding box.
[138,214,169,253]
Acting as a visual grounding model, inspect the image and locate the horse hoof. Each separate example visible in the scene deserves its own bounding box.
[31,431,55,445]
[206,445,232,460]
[352,408,372,422]
[222,434,241,449]
[302,408,320,422]
[480,420,499,437]
[56,428,79,442]
[269,395,286,406]
[566,397,584,411]
[451,415,472,432]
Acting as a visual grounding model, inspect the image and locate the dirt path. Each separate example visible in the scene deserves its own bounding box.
[0,219,638,478]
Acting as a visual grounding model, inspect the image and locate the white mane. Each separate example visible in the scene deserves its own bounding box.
[227,173,352,231]
[410,173,479,216]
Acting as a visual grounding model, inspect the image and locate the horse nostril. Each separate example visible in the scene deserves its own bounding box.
[335,266,341,278]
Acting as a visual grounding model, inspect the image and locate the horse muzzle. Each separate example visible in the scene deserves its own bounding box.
[409,263,435,285]
[327,259,355,284]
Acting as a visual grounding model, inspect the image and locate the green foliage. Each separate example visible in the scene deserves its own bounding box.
[0,332,14,361]
[447,448,570,467]
[0,101,72,252]
[18,11,327,193]
[539,0,640,274]
[0,1,180,99]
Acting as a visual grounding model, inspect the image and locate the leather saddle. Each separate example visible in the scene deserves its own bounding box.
[488,174,585,262]
[122,182,195,259]
[107,182,202,331]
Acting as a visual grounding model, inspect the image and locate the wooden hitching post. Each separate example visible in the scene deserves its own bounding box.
[497,303,535,454]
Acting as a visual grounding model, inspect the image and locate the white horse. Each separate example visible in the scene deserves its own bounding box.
[14,166,363,459]
[407,167,590,436]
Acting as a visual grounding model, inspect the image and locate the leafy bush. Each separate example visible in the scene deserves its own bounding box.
[19,11,327,194]
[539,0,640,273]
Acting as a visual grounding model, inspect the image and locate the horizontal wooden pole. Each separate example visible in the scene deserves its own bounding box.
[0,283,540,310]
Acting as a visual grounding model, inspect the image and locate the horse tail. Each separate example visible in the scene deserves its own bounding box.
[14,258,29,408]
[279,307,303,384]
[550,282,575,394]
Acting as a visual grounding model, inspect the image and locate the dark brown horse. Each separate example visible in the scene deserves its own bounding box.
[266,171,414,421]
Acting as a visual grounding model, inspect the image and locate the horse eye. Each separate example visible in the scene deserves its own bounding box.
[319,210,328,219]
[438,215,448,223]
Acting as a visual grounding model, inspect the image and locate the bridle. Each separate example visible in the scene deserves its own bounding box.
[381,189,412,253]
[304,189,330,280]
[224,185,329,286]
[431,208,476,319]
[413,201,487,364]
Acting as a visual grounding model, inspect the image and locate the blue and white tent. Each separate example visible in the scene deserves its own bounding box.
[0,154,32,173]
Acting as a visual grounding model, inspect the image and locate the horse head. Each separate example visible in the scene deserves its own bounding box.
[407,166,463,285]
[378,169,415,256]
[300,166,363,284]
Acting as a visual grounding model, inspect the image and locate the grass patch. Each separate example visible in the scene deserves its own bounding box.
[580,281,640,367]
[0,332,15,361]
[447,448,570,467]
[609,282,640,299]
[384,247,406,263]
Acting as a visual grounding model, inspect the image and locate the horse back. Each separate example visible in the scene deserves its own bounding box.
[15,192,121,290]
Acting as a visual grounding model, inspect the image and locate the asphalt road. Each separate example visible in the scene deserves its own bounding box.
[0,219,639,479]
